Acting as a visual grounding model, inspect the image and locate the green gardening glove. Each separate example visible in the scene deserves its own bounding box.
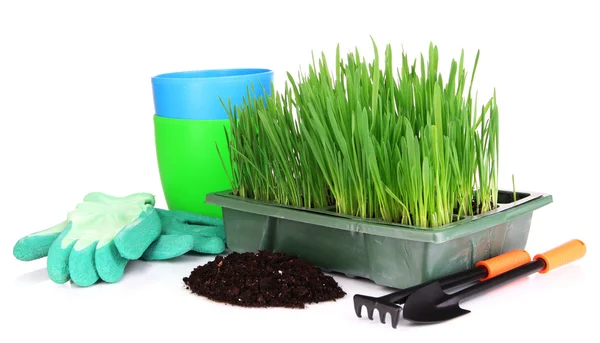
[140,208,226,260]
[13,192,227,287]
[78,193,227,260]
[12,192,162,287]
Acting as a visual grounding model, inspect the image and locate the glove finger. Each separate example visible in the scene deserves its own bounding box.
[192,236,226,254]
[181,211,223,226]
[114,207,162,260]
[167,223,225,239]
[47,223,76,284]
[13,220,69,261]
[95,240,128,283]
[68,239,100,287]
[157,208,223,227]
[141,234,194,261]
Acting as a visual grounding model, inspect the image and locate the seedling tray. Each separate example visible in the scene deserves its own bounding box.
[205,190,552,289]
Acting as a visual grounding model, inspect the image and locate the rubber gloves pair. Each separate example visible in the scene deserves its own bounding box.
[12,192,225,287]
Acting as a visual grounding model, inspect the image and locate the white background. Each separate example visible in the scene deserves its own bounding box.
[1,0,598,342]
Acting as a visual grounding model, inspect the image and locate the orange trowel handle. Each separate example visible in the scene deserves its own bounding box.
[475,249,531,281]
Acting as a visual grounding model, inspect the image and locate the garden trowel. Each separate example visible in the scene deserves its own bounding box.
[354,249,531,328]
[402,239,586,324]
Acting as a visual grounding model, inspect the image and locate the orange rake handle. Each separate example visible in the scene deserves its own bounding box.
[534,239,586,273]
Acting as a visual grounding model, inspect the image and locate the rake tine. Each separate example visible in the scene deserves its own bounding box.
[366,306,375,320]
[391,311,401,328]
[354,302,363,317]
[378,309,388,324]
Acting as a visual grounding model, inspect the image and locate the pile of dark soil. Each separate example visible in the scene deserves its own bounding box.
[183,250,346,308]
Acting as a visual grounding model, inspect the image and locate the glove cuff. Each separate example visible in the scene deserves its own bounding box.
[82,192,156,207]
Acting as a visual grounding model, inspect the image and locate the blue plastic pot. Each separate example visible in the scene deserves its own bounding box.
[151,68,274,120]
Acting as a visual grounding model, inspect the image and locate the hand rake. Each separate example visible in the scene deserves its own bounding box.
[402,239,586,324]
[354,249,531,328]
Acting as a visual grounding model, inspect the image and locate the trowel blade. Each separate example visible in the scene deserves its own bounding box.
[402,281,471,323]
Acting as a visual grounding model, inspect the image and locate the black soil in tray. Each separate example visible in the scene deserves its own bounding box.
[183,250,346,308]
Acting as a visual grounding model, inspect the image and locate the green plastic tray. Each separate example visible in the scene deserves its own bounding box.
[205,190,553,288]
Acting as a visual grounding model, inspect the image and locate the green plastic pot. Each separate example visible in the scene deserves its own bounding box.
[154,115,231,218]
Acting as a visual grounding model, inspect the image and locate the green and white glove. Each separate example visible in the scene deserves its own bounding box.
[141,208,226,260]
[12,192,161,287]
[13,192,227,287]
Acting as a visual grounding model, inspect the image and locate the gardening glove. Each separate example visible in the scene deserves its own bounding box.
[13,192,162,287]
[140,208,226,260]
[79,192,227,260]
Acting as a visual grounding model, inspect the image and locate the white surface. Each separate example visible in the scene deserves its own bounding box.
[1,0,598,342]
